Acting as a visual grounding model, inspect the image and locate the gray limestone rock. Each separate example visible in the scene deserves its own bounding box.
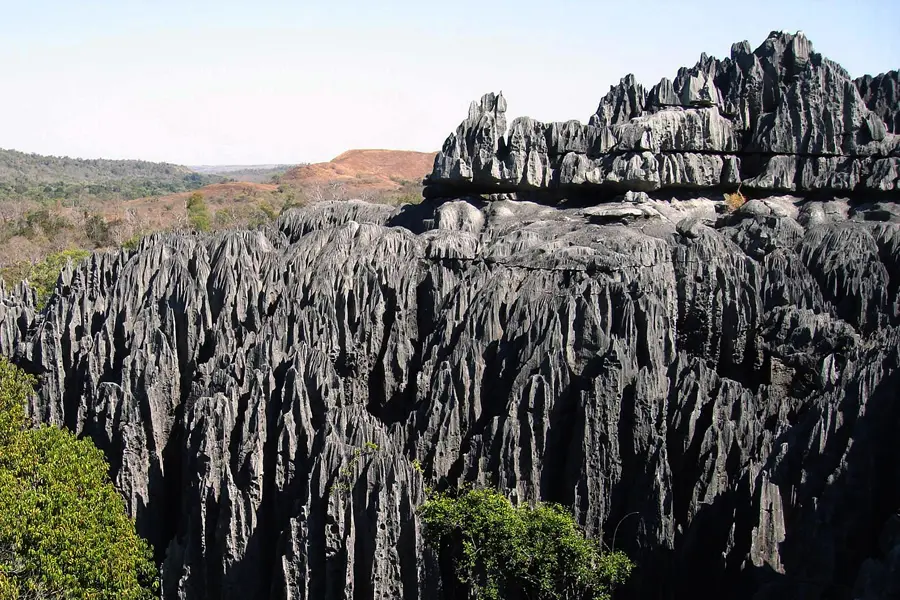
[428,31,900,200]
[2,27,900,600]
[857,71,900,135]
[2,194,900,600]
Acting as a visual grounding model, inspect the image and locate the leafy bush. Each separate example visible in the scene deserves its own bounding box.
[420,488,633,600]
[121,234,143,251]
[278,189,302,215]
[0,358,158,598]
[258,201,279,222]
[186,192,211,231]
[380,179,424,206]
[382,191,423,206]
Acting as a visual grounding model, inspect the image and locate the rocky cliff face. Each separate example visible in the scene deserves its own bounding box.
[1,30,900,600]
[429,32,900,200]
[857,70,900,135]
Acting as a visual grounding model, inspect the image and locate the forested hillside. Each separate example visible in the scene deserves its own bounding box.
[0,147,427,279]
[191,164,297,184]
[0,148,222,203]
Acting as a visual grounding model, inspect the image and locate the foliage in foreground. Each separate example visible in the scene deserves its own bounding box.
[0,249,91,308]
[420,488,633,600]
[0,358,157,599]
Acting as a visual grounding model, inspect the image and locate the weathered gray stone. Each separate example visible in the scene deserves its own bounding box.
[2,194,900,599]
[428,31,900,200]
[857,71,900,135]
[2,27,900,600]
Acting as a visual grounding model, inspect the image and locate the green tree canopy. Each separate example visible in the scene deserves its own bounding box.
[0,358,158,599]
[186,191,211,232]
[420,488,633,600]
[0,249,91,309]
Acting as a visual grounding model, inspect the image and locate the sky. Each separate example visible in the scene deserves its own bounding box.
[0,0,897,166]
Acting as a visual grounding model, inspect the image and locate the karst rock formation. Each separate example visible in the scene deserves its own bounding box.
[2,31,900,600]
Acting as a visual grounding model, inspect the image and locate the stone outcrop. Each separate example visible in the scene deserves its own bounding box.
[428,32,900,199]
[1,193,900,599]
[857,70,900,135]
[1,30,900,600]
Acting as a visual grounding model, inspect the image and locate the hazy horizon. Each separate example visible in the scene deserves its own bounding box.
[2,0,898,166]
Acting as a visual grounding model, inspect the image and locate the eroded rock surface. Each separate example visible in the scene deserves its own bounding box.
[0,194,899,599]
[428,31,900,199]
[857,70,900,135]
[2,29,900,600]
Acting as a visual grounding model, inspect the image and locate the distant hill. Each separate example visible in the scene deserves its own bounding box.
[190,164,297,184]
[281,149,436,191]
[0,147,434,272]
[0,148,222,203]
[191,164,297,174]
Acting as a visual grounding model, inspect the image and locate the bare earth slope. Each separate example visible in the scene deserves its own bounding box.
[283,149,437,191]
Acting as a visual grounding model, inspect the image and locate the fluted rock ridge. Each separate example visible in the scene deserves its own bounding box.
[2,29,900,600]
[857,70,900,135]
[1,193,900,599]
[428,31,900,199]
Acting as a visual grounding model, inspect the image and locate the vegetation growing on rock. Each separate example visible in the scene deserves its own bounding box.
[420,488,633,600]
[0,358,158,598]
[723,188,746,212]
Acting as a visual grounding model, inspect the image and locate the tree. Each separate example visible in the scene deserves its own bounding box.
[0,358,158,599]
[84,211,114,247]
[0,249,92,309]
[186,191,211,232]
[420,488,633,600]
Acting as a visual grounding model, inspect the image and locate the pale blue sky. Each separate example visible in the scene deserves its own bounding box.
[0,0,897,165]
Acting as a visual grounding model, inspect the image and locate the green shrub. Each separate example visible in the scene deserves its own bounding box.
[186,192,211,232]
[16,208,71,240]
[278,189,302,215]
[0,262,32,293]
[383,191,423,206]
[0,358,158,598]
[24,249,91,308]
[121,234,143,251]
[420,488,633,600]
[1,249,91,307]
[258,201,279,222]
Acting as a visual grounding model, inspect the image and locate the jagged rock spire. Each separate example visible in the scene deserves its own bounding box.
[429,31,900,199]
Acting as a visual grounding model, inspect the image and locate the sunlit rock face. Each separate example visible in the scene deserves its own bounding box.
[2,30,900,600]
[429,32,900,200]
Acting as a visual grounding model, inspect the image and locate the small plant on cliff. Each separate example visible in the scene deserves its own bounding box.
[0,358,158,599]
[122,233,143,251]
[334,441,382,493]
[420,488,633,600]
[723,186,746,212]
